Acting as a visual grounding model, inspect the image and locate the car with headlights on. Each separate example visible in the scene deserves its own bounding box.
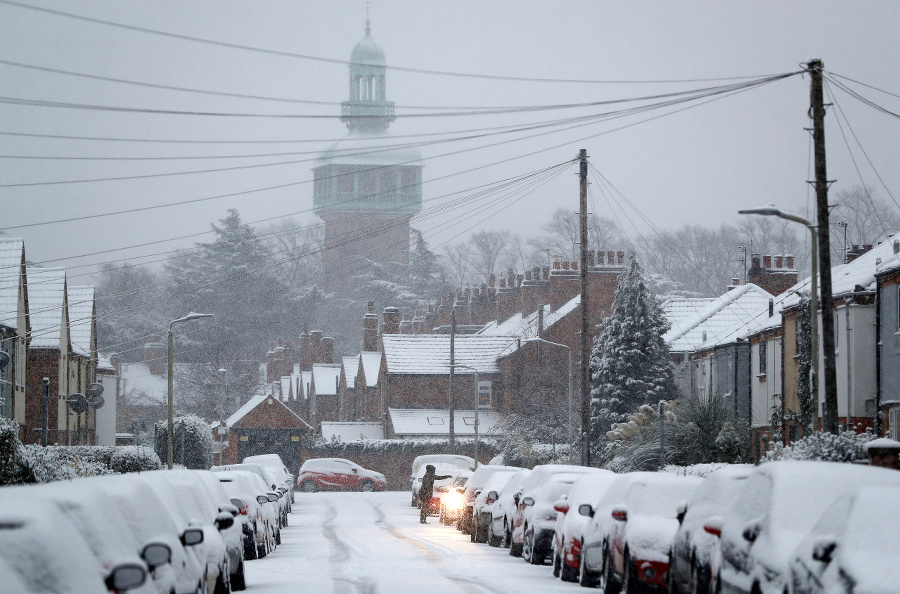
[579,472,702,591]
[669,465,751,594]
[549,470,618,582]
[410,454,474,506]
[438,471,471,525]
[785,485,900,594]
[715,461,900,594]
[297,458,386,493]
[457,464,522,537]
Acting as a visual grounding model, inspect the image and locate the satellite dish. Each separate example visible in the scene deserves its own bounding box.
[86,383,104,398]
[66,393,89,414]
[88,394,105,409]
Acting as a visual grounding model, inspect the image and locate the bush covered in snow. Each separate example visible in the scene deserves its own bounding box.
[21,445,113,483]
[0,416,31,485]
[110,445,162,473]
[154,414,213,469]
[763,429,876,463]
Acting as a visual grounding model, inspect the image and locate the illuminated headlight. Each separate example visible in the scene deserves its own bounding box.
[642,567,656,581]
[444,491,465,511]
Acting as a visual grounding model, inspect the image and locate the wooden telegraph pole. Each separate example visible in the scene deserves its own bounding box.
[578,149,591,465]
[807,59,839,434]
[449,308,456,447]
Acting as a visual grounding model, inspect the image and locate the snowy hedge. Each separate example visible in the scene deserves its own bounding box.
[154,414,213,469]
[0,416,30,485]
[763,429,876,463]
[307,437,499,456]
[110,446,162,473]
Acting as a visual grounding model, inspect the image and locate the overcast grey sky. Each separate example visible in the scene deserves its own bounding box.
[2,1,898,279]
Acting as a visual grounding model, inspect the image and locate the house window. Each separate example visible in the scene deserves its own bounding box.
[477,381,492,408]
[758,342,767,375]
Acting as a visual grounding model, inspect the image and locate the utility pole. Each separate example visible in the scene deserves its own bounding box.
[578,148,591,465]
[808,59,839,434]
[449,308,456,447]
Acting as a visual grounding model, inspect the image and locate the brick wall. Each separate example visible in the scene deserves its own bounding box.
[24,348,64,445]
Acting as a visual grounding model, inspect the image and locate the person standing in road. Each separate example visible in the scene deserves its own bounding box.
[418,465,452,523]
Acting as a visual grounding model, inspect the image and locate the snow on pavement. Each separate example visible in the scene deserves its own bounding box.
[245,491,575,593]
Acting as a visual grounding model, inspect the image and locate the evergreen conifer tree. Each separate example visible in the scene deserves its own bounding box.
[590,258,677,442]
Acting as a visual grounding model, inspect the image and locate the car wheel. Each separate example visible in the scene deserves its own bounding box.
[524,527,541,565]
[275,526,282,545]
[487,521,500,547]
[579,545,597,588]
[602,546,620,594]
[690,560,708,594]
[622,552,636,594]
[300,480,318,493]
[561,556,578,583]
[231,559,246,591]
[502,521,511,549]
[360,479,375,492]
[510,531,523,557]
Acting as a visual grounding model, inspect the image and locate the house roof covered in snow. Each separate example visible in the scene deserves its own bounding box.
[0,238,25,331]
[662,296,717,340]
[222,393,313,430]
[66,285,94,357]
[382,334,513,375]
[342,355,360,389]
[119,362,168,406]
[359,351,382,387]
[664,283,774,353]
[478,295,580,345]
[279,376,293,402]
[313,363,342,396]
[26,267,67,350]
[388,407,503,437]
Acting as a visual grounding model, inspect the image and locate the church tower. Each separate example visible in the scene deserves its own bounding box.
[312,22,423,284]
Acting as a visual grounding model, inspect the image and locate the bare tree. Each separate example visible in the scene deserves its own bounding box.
[529,208,625,261]
[469,230,510,284]
[261,218,325,287]
[442,242,473,288]
[830,185,900,262]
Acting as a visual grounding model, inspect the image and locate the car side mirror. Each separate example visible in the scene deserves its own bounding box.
[742,521,761,543]
[812,538,837,563]
[220,504,239,518]
[676,501,688,525]
[521,497,535,507]
[578,504,594,518]
[703,516,723,538]
[487,491,498,501]
[140,542,172,569]
[105,563,147,592]
[180,528,204,547]
[257,495,269,505]
[611,506,628,522]
[215,511,235,531]
[267,492,279,502]
[553,500,570,514]
[278,487,288,494]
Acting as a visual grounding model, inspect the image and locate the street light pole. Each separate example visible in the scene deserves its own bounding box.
[167,312,213,469]
[452,363,479,469]
[524,337,573,463]
[218,367,227,466]
[739,206,819,434]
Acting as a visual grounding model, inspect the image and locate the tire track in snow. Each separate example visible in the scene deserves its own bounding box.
[323,498,379,594]
[370,499,507,594]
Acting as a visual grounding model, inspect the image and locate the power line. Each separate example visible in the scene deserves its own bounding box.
[0,0,784,85]
[827,71,900,101]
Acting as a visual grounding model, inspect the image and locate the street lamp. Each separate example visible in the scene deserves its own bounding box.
[167,312,213,469]
[524,337,574,463]
[738,205,819,433]
[452,363,480,469]
[218,367,228,466]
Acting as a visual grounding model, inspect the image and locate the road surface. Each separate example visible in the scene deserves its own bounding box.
[245,491,574,593]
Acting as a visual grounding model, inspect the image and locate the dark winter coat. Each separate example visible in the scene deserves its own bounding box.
[418,466,452,500]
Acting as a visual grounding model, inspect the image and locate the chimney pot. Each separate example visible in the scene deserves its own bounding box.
[785,255,795,269]
[763,255,772,268]
[774,255,783,268]
[553,261,560,270]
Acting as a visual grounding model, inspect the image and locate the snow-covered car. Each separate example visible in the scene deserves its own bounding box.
[716,461,900,594]
[0,496,147,594]
[786,485,900,594]
[488,468,532,549]
[242,453,296,504]
[139,470,232,594]
[214,463,290,526]
[669,465,751,594]
[471,469,519,543]
[297,457,386,492]
[415,462,464,516]
[23,482,170,594]
[508,464,597,558]
[579,472,702,590]
[549,470,618,582]
[410,454,474,506]
[438,471,471,525]
[516,473,586,565]
[91,473,208,594]
[193,470,248,591]
[215,469,278,559]
[457,464,522,537]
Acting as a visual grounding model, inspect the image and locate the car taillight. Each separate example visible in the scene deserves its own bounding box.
[239,505,248,515]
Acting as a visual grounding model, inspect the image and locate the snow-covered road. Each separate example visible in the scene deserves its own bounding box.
[245,491,574,593]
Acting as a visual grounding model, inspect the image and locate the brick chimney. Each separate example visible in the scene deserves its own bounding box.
[424,305,438,333]
[309,331,323,366]
[748,252,798,296]
[299,324,312,371]
[144,336,166,376]
[281,340,295,378]
[452,292,472,325]
[521,266,551,316]
[846,244,873,263]
[496,273,521,323]
[382,307,401,335]
[363,301,378,351]
[437,295,452,327]
[321,337,334,364]
[549,259,580,311]
[399,314,412,334]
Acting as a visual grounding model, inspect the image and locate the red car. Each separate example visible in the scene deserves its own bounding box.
[297,458,387,492]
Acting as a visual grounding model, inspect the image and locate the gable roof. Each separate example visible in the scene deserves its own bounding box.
[664,283,774,353]
[26,267,67,350]
[359,351,382,387]
[342,355,360,389]
[661,296,717,340]
[388,407,504,437]
[313,363,342,396]
[0,238,26,331]
[382,334,513,375]
[478,295,580,344]
[222,393,313,430]
[66,285,94,357]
